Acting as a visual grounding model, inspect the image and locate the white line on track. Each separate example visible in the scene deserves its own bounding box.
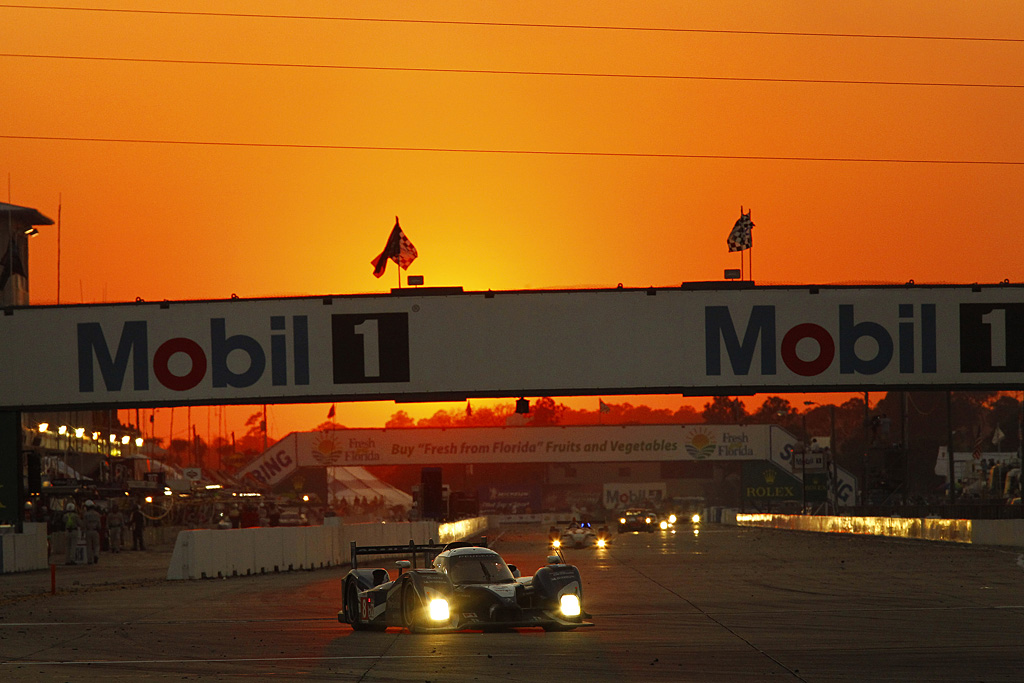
[4,603,1024,628]
[4,653,519,667]
[0,617,328,627]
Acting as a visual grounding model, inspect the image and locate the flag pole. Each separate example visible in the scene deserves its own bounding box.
[57,193,62,304]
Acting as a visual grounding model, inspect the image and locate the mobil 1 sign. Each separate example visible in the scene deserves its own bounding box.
[0,297,427,409]
[959,303,1024,372]
[700,285,1024,389]
[1,284,1024,410]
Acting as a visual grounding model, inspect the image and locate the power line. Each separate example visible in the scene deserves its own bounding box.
[3,134,1023,165]
[2,52,1021,90]
[2,4,1022,43]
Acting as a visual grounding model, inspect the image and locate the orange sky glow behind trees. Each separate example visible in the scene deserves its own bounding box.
[3,2,1024,447]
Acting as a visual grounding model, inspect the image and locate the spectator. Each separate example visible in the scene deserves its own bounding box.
[240,504,259,528]
[82,500,101,564]
[107,503,125,553]
[63,501,80,565]
[130,503,146,551]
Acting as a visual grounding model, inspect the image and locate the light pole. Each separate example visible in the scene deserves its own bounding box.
[805,401,838,512]
[801,410,808,513]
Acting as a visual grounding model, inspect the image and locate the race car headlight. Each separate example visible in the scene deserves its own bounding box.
[659,520,668,530]
[691,513,701,524]
[619,517,626,525]
[596,538,606,548]
[668,514,677,524]
[644,517,651,524]
[428,598,450,622]
[552,539,561,548]
[559,594,581,617]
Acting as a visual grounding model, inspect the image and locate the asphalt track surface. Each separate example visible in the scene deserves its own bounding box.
[2,524,1024,682]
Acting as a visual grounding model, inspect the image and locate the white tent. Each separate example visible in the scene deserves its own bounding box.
[42,454,88,480]
[327,467,412,508]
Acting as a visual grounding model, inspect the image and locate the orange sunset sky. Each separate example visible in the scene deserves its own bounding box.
[3,2,1024,447]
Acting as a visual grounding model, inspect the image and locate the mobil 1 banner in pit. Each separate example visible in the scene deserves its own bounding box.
[2,283,1023,410]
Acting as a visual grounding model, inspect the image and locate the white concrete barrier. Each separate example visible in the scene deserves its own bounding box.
[167,517,490,580]
[253,527,286,573]
[971,519,1024,547]
[0,523,49,573]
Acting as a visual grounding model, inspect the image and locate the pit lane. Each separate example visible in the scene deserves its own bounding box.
[2,524,1023,682]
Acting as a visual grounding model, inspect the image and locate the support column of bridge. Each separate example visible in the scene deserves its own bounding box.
[0,411,23,529]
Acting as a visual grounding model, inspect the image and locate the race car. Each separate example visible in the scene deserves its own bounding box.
[661,496,705,528]
[339,541,592,632]
[549,521,611,549]
[617,508,657,533]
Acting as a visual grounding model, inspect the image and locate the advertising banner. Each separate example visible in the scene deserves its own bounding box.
[602,482,667,510]
[742,462,802,503]
[249,424,786,468]
[1,284,1023,410]
[803,472,829,503]
[477,485,543,515]
[236,433,299,487]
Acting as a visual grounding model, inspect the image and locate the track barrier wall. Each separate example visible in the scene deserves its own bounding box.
[166,516,490,580]
[735,514,1024,547]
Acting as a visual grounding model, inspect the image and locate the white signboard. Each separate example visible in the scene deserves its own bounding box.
[1,284,1023,409]
[243,424,788,469]
[237,433,299,487]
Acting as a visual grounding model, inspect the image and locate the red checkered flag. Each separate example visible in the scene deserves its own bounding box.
[371,217,418,278]
[727,207,754,252]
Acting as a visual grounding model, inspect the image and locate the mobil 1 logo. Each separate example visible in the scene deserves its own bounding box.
[960,303,1024,372]
[331,313,410,383]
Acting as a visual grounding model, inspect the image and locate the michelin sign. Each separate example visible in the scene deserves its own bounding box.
[0,284,1022,409]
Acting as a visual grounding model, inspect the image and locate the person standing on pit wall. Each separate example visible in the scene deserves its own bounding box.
[63,501,80,565]
[107,502,125,553]
[82,500,102,564]
[130,503,146,551]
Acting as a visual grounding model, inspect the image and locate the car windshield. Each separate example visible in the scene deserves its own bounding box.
[446,554,515,585]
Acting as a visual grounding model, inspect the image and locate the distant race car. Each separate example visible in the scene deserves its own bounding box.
[339,541,593,632]
[656,511,703,531]
[661,497,705,529]
[617,508,657,533]
[549,521,611,549]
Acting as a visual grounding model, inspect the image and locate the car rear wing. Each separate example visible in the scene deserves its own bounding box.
[350,540,443,569]
[350,538,488,569]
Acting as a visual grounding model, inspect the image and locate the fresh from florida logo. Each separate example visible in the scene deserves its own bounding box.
[310,432,343,466]
[310,432,380,465]
[684,427,716,459]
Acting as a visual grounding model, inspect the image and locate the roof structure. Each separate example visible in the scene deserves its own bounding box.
[0,202,54,226]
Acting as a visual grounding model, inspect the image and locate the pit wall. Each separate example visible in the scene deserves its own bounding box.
[166,516,490,580]
[735,514,1024,548]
